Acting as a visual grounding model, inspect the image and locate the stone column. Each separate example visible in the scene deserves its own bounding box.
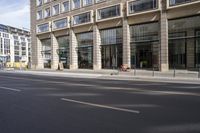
[69,29,78,70]
[160,0,169,71]
[51,33,59,70]
[93,25,102,70]
[36,37,44,69]
[123,18,131,68]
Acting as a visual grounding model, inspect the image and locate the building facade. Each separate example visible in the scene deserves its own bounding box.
[30,0,200,71]
[0,24,31,67]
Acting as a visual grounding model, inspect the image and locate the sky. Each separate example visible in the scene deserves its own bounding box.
[0,0,30,30]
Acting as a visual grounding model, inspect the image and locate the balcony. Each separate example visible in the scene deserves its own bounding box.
[128,0,158,15]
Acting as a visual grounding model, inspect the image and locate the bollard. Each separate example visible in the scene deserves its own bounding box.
[134,66,136,76]
[152,67,155,77]
[173,65,176,78]
[198,67,200,78]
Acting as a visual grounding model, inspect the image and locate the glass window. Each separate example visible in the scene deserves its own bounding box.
[41,39,51,68]
[77,32,93,69]
[53,18,68,30]
[37,23,49,33]
[44,7,51,18]
[57,36,70,69]
[73,12,91,25]
[169,0,198,6]
[83,0,93,6]
[129,0,158,14]
[72,0,81,9]
[130,22,159,69]
[52,4,60,16]
[196,31,200,67]
[169,16,200,69]
[44,0,51,4]
[96,0,106,3]
[101,27,123,45]
[62,1,70,12]
[98,5,121,20]
[37,10,43,20]
[37,0,42,6]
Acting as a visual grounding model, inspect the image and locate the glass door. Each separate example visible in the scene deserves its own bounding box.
[101,44,122,69]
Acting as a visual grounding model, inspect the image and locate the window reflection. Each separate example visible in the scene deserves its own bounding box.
[77,32,93,69]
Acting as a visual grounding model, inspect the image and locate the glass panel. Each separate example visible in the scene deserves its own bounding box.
[37,10,42,20]
[83,0,93,6]
[98,5,120,20]
[53,18,68,30]
[72,0,81,9]
[169,32,186,69]
[100,27,123,69]
[37,23,49,33]
[77,32,93,69]
[41,39,51,68]
[73,12,91,25]
[169,16,200,69]
[169,0,198,6]
[101,27,122,45]
[62,1,70,12]
[57,36,70,69]
[53,4,60,16]
[130,22,159,69]
[129,0,158,14]
[44,8,51,18]
[196,31,200,67]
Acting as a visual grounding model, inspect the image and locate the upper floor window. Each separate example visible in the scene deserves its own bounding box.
[73,12,91,25]
[44,0,51,4]
[96,0,106,3]
[72,0,81,9]
[83,0,93,6]
[37,23,49,33]
[97,5,121,20]
[52,4,60,16]
[169,0,198,6]
[53,18,68,30]
[129,0,158,14]
[44,7,51,18]
[62,1,70,12]
[37,10,43,20]
[37,0,42,6]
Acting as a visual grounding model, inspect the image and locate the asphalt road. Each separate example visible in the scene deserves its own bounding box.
[0,72,200,133]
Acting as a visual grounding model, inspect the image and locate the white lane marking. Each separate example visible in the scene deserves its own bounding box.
[0,86,21,92]
[61,98,140,114]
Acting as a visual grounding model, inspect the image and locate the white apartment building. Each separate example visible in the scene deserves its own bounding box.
[0,24,31,67]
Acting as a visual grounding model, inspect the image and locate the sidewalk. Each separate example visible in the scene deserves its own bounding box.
[2,68,200,84]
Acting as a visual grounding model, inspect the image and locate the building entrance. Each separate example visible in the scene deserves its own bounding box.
[101,44,122,69]
[136,44,152,68]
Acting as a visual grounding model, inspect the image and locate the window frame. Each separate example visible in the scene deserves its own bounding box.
[96,3,123,22]
[52,17,70,31]
[127,0,160,17]
[72,10,93,27]
[52,3,60,16]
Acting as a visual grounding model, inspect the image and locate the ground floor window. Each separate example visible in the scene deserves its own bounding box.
[130,22,159,69]
[57,36,70,69]
[41,39,51,68]
[100,27,123,69]
[77,32,93,69]
[169,32,186,69]
[196,30,200,68]
[169,16,200,69]
[101,44,122,69]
